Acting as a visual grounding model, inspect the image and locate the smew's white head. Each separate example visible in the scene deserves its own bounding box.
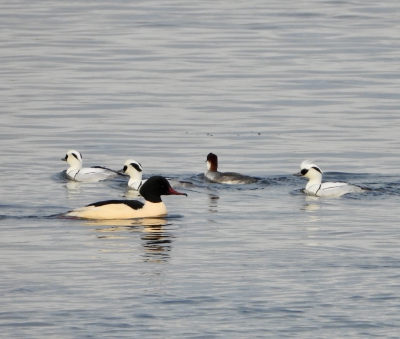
[299,160,323,179]
[62,150,83,170]
[295,160,323,189]
[122,159,143,184]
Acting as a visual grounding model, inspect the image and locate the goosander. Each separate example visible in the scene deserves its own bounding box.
[294,160,365,197]
[121,159,147,191]
[204,153,258,184]
[62,149,117,182]
[64,176,187,220]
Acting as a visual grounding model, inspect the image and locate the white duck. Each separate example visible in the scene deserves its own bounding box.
[121,159,147,191]
[62,149,118,182]
[294,160,365,197]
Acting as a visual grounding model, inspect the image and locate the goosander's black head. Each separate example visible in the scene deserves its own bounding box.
[139,176,187,203]
[206,153,218,172]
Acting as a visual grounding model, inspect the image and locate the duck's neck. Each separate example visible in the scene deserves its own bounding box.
[142,201,167,217]
[141,191,162,203]
[128,179,142,190]
[128,171,142,188]
[207,160,218,172]
[306,175,322,190]
[68,161,82,172]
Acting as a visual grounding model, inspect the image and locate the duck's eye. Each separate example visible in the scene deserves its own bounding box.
[301,169,308,175]
[65,154,68,159]
[123,165,127,172]
[72,153,80,160]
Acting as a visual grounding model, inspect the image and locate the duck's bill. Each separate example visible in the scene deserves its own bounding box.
[61,156,67,161]
[293,171,303,176]
[168,187,187,196]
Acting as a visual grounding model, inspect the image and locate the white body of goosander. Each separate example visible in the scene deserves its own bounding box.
[204,153,258,184]
[294,160,365,197]
[62,149,117,182]
[65,176,187,220]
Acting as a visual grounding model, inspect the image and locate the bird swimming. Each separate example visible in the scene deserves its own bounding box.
[62,149,118,182]
[294,160,366,197]
[121,159,146,191]
[64,176,187,219]
[204,153,258,184]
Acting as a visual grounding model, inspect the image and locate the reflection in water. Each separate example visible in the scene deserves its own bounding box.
[141,224,173,263]
[208,193,219,213]
[300,196,322,246]
[123,189,142,199]
[207,193,220,224]
[301,196,321,214]
[65,181,82,195]
[84,218,173,263]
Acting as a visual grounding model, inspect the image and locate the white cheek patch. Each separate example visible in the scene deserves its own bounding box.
[207,161,211,170]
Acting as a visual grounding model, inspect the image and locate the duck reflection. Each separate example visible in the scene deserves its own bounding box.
[301,195,321,214]
[208,193,219,213]
[83,218,173,263]
[64,181,82,196]
[141,223,173,263]
[299,196,322,246]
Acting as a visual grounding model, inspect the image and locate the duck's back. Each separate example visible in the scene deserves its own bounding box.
[205,170,258,184]
[307,182,364,197]
[67,167,116,182]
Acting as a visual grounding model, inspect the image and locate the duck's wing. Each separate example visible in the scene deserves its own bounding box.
[88,199,144,209]
[68,168,116,182]
[65,199,145,219]
[218,172,258,184]
[317,182,363,197]
[91,166,128,177]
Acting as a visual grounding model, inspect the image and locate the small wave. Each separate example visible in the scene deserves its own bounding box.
[51,170,69,182]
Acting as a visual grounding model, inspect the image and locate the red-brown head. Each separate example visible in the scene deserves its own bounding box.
[206,153,218,172]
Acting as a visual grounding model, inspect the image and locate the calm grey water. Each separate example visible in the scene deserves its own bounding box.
[1,1,400,338]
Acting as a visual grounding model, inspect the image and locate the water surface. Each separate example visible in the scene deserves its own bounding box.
[1,1,400,338]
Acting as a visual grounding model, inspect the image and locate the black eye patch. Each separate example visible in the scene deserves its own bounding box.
[131,163,142,172]
[123,165,127,172]
[301,168,309,175]
[312,166,322,173]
